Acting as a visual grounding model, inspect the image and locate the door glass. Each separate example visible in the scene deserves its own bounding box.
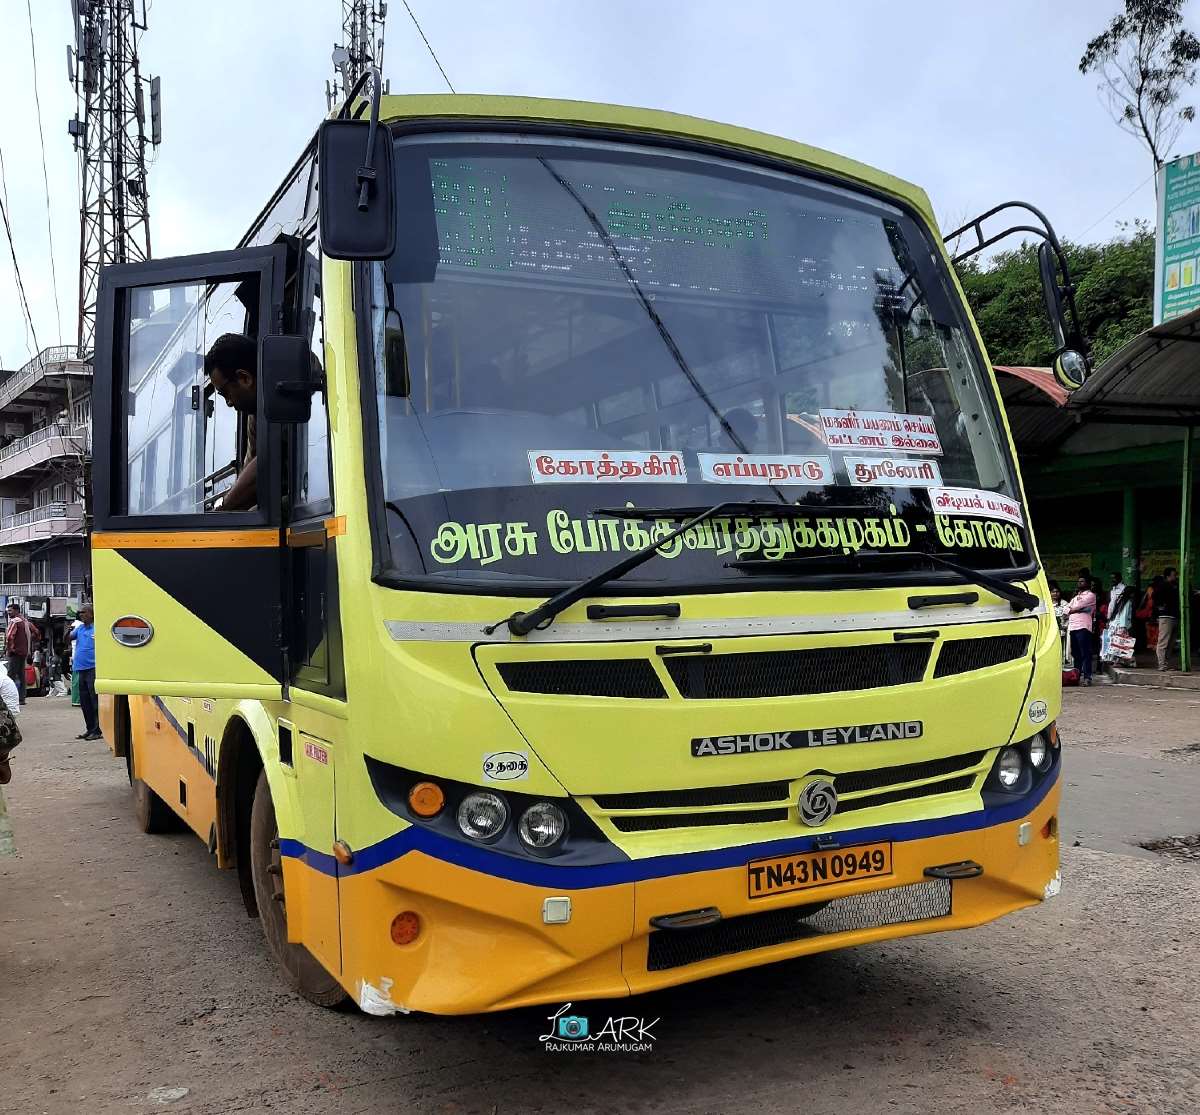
[125,277,257,515]
[297,244,331,507]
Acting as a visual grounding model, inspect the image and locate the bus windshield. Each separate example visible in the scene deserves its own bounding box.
[369,132,1028,589]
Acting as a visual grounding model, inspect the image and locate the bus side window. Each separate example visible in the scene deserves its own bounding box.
[297,243,331,509]
[124,277,257,515]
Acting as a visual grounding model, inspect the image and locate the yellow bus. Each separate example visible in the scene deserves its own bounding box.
[93,85,1074,1016]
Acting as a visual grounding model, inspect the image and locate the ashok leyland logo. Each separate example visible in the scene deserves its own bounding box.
[539,1003,658,1053]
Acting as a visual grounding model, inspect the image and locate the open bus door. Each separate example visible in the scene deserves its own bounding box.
[91,246,290,700]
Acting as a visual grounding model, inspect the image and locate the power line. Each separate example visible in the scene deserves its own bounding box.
[0,145,41,358]
[400,0,456,93]
[25,0,64,343]
[1078,170,1157,240]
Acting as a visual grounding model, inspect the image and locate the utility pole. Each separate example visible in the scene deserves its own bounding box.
[68,0,161,359]
[328,1,388,109]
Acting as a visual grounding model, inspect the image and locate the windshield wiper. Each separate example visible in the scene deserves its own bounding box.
[730,549,1040,612]
[488,501,781,636]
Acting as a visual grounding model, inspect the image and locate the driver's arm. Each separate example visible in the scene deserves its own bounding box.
[219,455,258,511]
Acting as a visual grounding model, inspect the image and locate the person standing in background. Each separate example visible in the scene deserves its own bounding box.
[69,604,100,740]
[1068,575,1098,686]
[1050,583,1070,668]
[4,602,33,706]
[1105,571,1135,668]
[1155,567,1181,672]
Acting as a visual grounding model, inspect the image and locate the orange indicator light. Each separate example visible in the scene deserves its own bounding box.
[408,781,445,818]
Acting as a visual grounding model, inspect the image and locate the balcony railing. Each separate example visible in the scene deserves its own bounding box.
[0,423,89,477]
[0,503,85,546]
[0,581,84,600]
[0,346,91,412]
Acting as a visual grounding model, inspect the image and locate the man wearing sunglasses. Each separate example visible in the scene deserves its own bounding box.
[204,332,259,511]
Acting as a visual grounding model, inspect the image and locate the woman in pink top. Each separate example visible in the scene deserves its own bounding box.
[1067,574,1098,685]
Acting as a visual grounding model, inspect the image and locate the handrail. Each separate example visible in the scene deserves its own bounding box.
[0,423,89,466]
[0,581,85,598]
[0,347,91,411]
[0,502,84,530]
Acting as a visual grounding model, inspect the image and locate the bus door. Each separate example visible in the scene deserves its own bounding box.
[91,246,289,699]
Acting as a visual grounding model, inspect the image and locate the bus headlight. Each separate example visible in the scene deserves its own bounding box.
[518,801,568,849]
[1027,733,1050,771]
[457,791,509,841]
[997,746,1023,788]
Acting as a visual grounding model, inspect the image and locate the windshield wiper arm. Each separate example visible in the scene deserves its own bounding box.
[730,549,1040,612]
[489,501,773,636]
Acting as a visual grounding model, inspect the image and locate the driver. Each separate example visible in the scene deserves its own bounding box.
[204,333,259,510]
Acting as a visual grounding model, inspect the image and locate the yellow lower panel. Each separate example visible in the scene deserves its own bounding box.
[316,781,1060,1015]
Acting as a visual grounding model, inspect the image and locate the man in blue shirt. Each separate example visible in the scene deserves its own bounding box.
[70,604,100,741]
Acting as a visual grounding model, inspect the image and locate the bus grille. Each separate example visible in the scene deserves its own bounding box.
[663,643,930,699]
[835,774,975,814]
[612,808,790,832]
[833,751,984,795]
[589,752,987,833]
[934,635,1031,678]
[645,879,953,971]
[496,659,666,699]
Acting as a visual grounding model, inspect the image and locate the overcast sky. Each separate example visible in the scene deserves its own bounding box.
[0,0,1191,368]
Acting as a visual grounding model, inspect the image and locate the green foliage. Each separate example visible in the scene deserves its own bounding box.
[956,222,1155,368]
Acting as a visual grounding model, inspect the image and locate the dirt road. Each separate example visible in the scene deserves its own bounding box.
[4,689,1200,1114]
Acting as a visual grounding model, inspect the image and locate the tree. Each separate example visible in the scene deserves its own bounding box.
[1079,0,1200,177]
[957,223,1154,368]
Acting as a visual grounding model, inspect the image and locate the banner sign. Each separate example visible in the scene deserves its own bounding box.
[929,487,1024,527]
[845,457,943,487]
[1155,152,1200,324]
[528,450,686,484]
[819,410,942,455]
[696,453,832,485]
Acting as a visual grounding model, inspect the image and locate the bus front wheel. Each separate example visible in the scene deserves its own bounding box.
[248,770,348,1009]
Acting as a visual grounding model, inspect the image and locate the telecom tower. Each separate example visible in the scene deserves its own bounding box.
[329,0,388,108]
[68,0,161,358]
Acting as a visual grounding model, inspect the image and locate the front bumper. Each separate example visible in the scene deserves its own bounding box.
[329,771,1060,1015]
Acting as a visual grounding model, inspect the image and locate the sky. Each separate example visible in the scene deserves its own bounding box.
[0,0,1191,369]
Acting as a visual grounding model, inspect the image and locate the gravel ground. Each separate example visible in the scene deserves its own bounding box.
[2,688,1199,1114]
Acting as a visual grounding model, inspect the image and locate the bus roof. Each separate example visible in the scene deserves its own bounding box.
[375,93,937,229]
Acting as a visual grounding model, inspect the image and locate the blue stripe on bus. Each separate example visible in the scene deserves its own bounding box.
[151,695,215,781]
[280,765,1060,889]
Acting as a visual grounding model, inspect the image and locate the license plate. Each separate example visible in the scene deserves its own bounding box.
[747,841,893,899]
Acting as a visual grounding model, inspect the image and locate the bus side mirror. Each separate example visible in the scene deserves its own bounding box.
[260,335,316,424]
[1038,241,1089,391]
[1038,241,1068,351]
[318,119,395,260]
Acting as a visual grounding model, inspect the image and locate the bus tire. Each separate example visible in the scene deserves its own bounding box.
[248,769,349,1010]
[130,733,176,834]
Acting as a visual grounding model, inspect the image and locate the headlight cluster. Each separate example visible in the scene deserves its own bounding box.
[437,788,569,851]
[988,726,1058,794]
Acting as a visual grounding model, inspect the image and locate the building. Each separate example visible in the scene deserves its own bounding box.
[0,346,91,655]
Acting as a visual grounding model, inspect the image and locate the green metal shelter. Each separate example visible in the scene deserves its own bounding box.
[995,309,1200,671]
